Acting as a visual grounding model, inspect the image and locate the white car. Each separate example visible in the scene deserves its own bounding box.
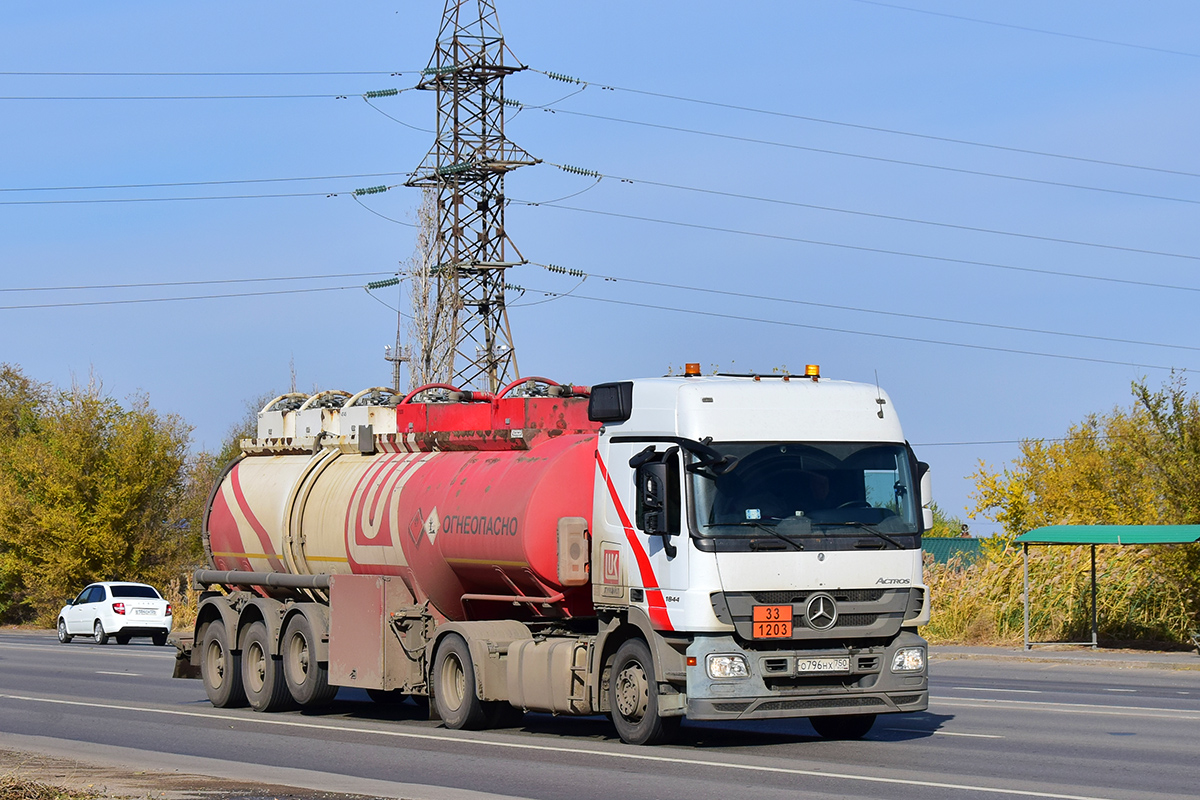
[58,581,173,646]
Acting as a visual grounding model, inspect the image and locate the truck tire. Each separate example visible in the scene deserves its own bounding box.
[93,620,108,645]
[282,614,336,707]
[432,634,487,730]
[201,618,247,708]
[57,619,72,644]
[241,621,293,712]
[810,713,876,740]
[609,638,681,746]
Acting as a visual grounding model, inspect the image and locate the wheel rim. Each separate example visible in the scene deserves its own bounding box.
[286,631,310,686]
[439,652,466,713]
[246,641,266,693]
[58,621,66,641]
[94,622,103,640]
[205,637,226,690]
[614,659,649,721]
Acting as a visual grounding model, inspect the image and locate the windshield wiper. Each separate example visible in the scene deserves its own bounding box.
[707,521,804,550]
[829,521,905,549]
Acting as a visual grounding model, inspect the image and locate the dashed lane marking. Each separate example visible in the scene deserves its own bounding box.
[0,693,1126,800]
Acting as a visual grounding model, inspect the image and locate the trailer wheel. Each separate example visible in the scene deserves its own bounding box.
[201,618,247,708]
[241,621,293,712]
[432,634,487,730]
[609,638,680,745]
[810,713,876,740]
[282,614,336,707]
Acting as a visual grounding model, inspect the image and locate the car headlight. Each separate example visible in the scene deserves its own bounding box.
[707,654,750,679]
[891,647,925,672]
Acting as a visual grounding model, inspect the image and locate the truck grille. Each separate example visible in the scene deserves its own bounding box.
[753,589,884,604]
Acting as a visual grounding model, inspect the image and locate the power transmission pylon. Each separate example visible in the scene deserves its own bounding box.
[406,0,537,392]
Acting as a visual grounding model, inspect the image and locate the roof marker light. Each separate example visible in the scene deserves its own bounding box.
[805,364,820,381]
[684,362,701,377]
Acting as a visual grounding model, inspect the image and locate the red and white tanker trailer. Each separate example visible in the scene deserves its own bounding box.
[178,366,931,744]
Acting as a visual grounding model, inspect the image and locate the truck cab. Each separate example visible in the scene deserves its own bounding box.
[588,368,930,741]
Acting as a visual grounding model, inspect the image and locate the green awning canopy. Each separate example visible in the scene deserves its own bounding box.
[1016,525,1200,545]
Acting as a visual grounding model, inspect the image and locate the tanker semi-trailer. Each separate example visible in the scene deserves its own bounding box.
[174,368,931,745]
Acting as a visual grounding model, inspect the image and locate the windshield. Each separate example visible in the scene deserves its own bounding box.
[690,442,919,540]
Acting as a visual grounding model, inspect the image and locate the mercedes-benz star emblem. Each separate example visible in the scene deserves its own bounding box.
[805,592,838,630]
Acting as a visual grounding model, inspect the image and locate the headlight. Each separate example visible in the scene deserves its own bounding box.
[891,647,925,672]
[707,654,750,679]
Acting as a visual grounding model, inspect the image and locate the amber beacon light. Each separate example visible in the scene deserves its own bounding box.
[684,362,702,377]
[805,364,820,381]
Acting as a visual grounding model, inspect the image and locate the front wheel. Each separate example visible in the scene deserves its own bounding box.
[609,639,680,745]
[93,620,108,645]
[57,619,72,644]
[201,618,247,708]
[432,634,487,730]
[810,713,876,740]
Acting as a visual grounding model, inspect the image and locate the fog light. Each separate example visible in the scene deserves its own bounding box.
[891,647,925,672]
[707,654,750,679]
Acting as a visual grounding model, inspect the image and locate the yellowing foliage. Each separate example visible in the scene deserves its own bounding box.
[0,366,203,624]
[925,376,1200,646]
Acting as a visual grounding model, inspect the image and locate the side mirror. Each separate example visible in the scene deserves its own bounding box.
[635,453,679,558]
[918,463,933,531]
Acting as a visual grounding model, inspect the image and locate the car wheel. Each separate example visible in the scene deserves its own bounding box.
[57,619,72,644]
[241,621,293,712]
[115,635,131,645]
[93,620,109,645]
[609,638,681,745]
[810,713,876,740]
[152,632,168,647]
[432,634,487,730]
[200,618,247,708]
[281,614,336,707]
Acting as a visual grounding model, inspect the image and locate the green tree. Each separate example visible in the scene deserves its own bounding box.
[0,369,194,623]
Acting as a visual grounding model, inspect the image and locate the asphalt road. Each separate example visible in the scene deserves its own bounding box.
[1,629,1198,800]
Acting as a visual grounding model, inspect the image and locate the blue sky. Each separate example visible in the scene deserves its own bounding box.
[3,2,1199,533]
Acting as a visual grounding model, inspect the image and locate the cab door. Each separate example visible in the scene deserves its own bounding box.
[598,440,689,631]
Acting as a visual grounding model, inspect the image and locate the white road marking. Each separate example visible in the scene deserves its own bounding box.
[1102,689,1135,693]
[955,687,1042,694]
[936,696,1200,720]
[95,671,140,677]
[0,693,1123,800]
[884,727,1004,739]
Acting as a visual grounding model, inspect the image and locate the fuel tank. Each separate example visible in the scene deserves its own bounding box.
[204,391,600,621]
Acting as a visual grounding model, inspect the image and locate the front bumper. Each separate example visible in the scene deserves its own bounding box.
[685,630,928,720]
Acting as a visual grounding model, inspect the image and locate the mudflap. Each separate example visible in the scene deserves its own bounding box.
[170,633,201,680]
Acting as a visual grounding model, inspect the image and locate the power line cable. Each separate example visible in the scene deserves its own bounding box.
[516,285,1184,372]
[515,200,1200,294]
[843,0,1200,60]
[548,163,1200,264]
[531,69,1200,181]
[533,107,1200,208]
[0,285,362,311]
[0,271,394,294]
[0,172,410,194]
[529,263,1200,355]
[0,93,353,100]
[0,70,410,76]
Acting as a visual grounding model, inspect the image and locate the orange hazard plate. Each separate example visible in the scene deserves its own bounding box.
[752,605,793,638]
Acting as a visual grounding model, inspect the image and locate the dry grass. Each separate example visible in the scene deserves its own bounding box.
[0,776,101,800]
[923,536,1200,646]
